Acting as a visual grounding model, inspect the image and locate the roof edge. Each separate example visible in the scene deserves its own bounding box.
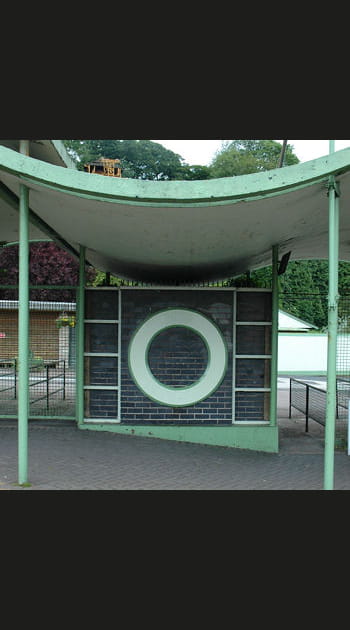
[2,145,350,206]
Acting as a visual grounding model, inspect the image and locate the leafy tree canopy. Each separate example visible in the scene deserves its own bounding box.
[209,140,299,178]
[63,139,300,181]
[0,242,96,301]
[63,140,191,180]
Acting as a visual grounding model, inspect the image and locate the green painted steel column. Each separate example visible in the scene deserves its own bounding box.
[324,140,339,490]
[18,183,30,484]
[269,244,279,426]
[76,245,85,426]
[18,140,30,485]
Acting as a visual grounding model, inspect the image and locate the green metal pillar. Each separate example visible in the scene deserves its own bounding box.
[18,140,30,485]
[269,244,279,427]
[76,245,85,426]
[324,141,340,490]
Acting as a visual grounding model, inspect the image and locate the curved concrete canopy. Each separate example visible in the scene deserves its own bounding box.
[1,145,350,281]
[0,140,76,169]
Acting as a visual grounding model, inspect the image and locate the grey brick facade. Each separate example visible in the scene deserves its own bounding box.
[83,288,272,424]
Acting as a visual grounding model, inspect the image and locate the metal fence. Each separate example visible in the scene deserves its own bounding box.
[0,289,76,420]
[1,284,350,433]
[289,377,349,430]
[285,292,350,447]
[289,378,329,429]
[335,295,350,445]
[27,359,67,415]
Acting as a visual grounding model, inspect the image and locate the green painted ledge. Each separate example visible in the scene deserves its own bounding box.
[2,144,350,206]
[78,423,279,453]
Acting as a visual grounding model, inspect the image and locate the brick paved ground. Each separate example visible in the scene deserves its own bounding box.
[0,388,349,490]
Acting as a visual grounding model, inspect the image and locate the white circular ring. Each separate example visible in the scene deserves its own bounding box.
[128,308,227,407]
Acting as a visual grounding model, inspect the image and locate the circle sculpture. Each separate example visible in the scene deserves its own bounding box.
[128,308,227,406]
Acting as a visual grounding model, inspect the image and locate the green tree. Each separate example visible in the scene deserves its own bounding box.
[0,242,96,301]
[63,140,186,180]
[339,261,350,294]
[174,164,211,180]
[209,140,299,178]
[226,260,329,328]
[63,139,300,181]
[279,261,326,328]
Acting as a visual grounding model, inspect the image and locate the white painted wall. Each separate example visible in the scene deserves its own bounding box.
[278,334,328,374]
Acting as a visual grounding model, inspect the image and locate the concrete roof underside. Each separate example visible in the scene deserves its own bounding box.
[0,140,76,170]
[1,145,350,282]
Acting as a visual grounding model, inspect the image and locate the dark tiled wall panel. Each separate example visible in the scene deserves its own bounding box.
[83,289,272,424]
[236,325,271,355]
[120,290,271,424]
[148,327,208,387]
[121,290,233,424]
[85,356,118,386]
[85,389,118,419]
[235,391,270,422]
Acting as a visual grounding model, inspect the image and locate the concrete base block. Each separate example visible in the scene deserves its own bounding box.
[79,422,279,453]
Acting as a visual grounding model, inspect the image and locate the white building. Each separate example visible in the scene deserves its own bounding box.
[278,309,327,375]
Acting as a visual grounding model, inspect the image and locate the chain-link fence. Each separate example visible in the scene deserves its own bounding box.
[0,289,76,420]
[1,284,350,439]
[335,294,350,445]
[285,292,350,448]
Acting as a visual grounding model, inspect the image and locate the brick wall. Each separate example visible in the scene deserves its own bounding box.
[82,288,272,424]
[84,389,118,420]
[121,289,271,424]
[120,290,233,424]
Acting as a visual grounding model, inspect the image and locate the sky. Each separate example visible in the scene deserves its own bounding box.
[152,139,350,167]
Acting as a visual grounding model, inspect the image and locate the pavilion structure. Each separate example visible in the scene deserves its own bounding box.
[0,139,348,489]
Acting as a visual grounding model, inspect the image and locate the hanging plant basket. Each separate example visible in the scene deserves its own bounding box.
[56,312,76,329]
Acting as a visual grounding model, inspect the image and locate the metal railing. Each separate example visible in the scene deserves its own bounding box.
[0,358,66,412]
[0,359,17,399]
[29,359,66,412]
[289,377,349,431]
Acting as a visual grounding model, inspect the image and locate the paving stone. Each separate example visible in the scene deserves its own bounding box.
[0,420,348,490]
[0,389,349,490]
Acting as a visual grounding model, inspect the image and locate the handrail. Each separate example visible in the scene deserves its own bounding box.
[29,360,66,411]
[289,377,348,432]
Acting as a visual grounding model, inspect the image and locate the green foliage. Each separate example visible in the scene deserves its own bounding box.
[92,271,124,287]
[63,139,300,181]
[246,261,327,329]
[279,261,327,328]
[174,164,211,180]
[63,140,186,180]
[209,140,299,178]
[226,259,350,330]
[0,242,96,301]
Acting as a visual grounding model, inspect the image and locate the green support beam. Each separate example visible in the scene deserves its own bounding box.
[324,173,340,490]
[269,244,279,427]
[76,245,85,426]
[18,183,30,485]
[324,140,339,490]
